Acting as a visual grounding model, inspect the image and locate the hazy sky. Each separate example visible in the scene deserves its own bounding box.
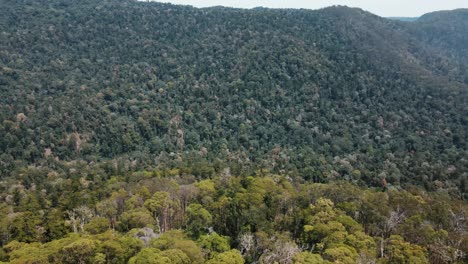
[152,0,468,17]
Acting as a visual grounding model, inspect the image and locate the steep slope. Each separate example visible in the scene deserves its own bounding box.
[407,9,468,83]
[0,0,466,194]
[415,9,468,60]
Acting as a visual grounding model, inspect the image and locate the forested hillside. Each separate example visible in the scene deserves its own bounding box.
[0,0,466,263]
[0,0,467,192]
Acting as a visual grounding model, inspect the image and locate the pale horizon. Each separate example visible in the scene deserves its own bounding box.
[149,0,468,17]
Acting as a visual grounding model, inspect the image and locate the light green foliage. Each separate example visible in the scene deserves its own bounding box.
[198,232,231,258]
[293,252,326,264]
[0,172,466,264]
[186,204,212,238]
[58,238,99,264]
[96,199,119,229]
[302,198,376,263]
[144,192,172,233]
[139,187,152,201]
[144,192,170,217]
[151,230,205,264]
[384,235,428,264]
[100,239,125,264]
[194,180,216,204]
[85,217,110,234]
[323,245,358,264]
[118,236,145,261]
[396,214,446,246]
[9,212,43,242]
[93,252,106,264]
[206,249,245,264]
[119,209,155,231]
[6,233,144,264]
[44,208,69,241]
[128,248,191,264]
[128,248,170,264]
[159,249,191,264]
[3,241,27,253]
[8,243,49,264]
[125,195,145,211]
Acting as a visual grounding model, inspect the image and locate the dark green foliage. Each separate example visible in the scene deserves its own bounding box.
[0,0,466,197]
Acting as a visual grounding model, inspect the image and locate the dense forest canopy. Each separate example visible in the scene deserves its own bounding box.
[0,0,466,263]
[0,0,467,192]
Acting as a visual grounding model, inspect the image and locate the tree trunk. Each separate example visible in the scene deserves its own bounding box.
[380,237,385,258]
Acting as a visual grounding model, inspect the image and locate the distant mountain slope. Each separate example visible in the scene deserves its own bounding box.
[0,0,466,195]
[412,9,468,63]
[388,17,419,22]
